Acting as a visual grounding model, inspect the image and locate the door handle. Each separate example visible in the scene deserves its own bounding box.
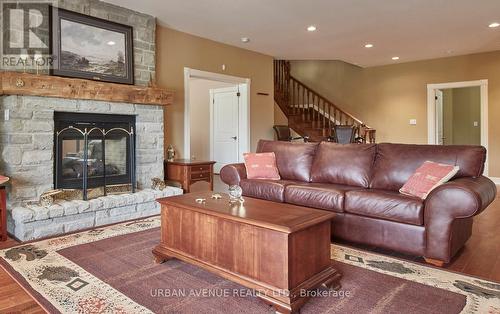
[231,136,237,140]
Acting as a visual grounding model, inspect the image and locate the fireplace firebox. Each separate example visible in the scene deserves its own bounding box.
[54,112,136,199]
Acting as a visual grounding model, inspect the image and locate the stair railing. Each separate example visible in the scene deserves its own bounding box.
[274,60,376,143]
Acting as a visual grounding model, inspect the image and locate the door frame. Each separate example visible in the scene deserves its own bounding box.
[184,68,250,161]
[426,79,488,175]
[435,89,444,145]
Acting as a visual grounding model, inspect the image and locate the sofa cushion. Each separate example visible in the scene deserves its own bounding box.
[310,142,376,187]
[345,189,424,225]
[400,161,459,199]
[240,179,299,202]
[256,140,318,182]
[243,152,280,180]
[371,143,486,191]
[285,183,360,213]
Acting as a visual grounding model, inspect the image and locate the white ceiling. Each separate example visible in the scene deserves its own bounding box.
[108,0,500,67]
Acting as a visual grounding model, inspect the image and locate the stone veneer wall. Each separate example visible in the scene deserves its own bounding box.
[0,95,165,208]
[2,0,156,86]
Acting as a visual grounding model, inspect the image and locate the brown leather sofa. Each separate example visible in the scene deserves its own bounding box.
[220,140,497,265]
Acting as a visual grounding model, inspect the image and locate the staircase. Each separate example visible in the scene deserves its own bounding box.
[274,60,376,143]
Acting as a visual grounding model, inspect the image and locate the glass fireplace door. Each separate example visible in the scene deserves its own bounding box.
[54,112,136,199]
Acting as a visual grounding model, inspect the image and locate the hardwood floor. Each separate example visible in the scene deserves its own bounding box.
[0,180,498,312]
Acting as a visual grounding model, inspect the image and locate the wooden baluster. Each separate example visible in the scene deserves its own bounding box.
[295,81,298,115]
[315,95,318,128]
[320,98,326,129]
[305,90,308,121]
[312,94,316,127]
[293,80,296,115]
[318,98,322,129]
[328,103,331,130]
[323,99,328,128]
[301,86,304,121]
[308,91,311,122]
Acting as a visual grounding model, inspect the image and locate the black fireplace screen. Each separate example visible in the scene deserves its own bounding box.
[54,112,136,199]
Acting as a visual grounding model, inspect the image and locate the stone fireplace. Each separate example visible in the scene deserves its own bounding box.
[0,0,183,241]
[0,91,181,241]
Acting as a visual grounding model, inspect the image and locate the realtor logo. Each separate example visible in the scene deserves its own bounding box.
[2,1,51,55]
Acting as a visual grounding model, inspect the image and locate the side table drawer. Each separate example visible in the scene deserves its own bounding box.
[190,165,211,172]
[191,172,210,180]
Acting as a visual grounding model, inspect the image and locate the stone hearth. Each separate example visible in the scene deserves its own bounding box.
[9,188,181,241]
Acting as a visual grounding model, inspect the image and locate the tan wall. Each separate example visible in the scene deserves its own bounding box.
[274,103,289,125]
[289,50,500,176]
[189,79,236,160]
[156,26,275,158]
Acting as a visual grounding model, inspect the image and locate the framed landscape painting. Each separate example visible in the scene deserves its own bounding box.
[51,8,134,84]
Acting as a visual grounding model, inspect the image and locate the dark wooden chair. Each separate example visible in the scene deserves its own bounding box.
[273,125,309,142]
[328,125,363,144]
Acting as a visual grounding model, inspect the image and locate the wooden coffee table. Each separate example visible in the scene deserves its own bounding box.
[153,192,341,313]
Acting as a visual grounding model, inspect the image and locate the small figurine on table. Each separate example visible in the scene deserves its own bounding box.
[166,145,175,162]
[228,185,244,204]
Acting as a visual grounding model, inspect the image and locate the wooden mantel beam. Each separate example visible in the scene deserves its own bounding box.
[0,71,174,106]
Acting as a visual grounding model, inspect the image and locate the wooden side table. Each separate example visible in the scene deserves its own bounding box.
[164,159,216,193]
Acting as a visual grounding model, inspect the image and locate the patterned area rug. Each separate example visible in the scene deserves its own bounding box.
[0,217,499,313]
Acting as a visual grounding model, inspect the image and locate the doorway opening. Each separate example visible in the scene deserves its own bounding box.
[184,68,250,174]
[427,80,488,175]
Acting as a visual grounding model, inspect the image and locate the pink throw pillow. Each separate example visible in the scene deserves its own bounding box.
[243,152,281,180]
[400,161,459,199]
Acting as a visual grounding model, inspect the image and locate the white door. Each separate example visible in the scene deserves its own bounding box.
[435,89,444,145]
[210,86,239,173]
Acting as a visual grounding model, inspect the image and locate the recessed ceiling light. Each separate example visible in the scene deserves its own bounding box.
[307,25,317,32]
[241,37,250,43]
[489,22,500,28]
[392,56,400,60]
[364,43,374,48]
[107,41,116,46]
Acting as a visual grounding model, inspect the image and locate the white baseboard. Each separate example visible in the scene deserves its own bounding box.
[488,176,500,185]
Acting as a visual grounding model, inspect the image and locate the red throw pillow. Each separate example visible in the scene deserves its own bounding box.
[243,152,281,180]
[400,161,459,199]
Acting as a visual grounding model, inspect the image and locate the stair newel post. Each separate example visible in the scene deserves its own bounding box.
[273,60,278,94]
[286,62,291,112]
[279,61,282,98]
[277,61,281,97]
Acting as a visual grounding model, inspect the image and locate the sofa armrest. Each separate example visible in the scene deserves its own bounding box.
[426,176,496,219]
[424,176,497,261]
[220,163,247,186]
